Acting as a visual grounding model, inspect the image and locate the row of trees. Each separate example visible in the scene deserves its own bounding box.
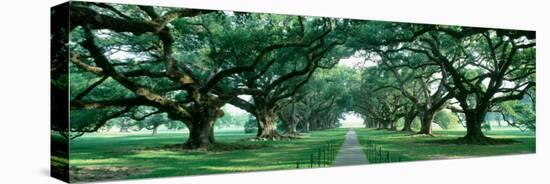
[60,2,351,148]
[349,23,535,143]
[85,108,250,136]
[53,2,535,148]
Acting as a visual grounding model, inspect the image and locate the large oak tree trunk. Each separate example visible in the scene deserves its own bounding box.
[256,110,281,140]
[417,110,435,135]
[286,121,299,136]
[459,110,493,144]
[183,102,224,149]
[184,119,215,149]
[278,112,299,137]
[401,114,414,132]
[285,101,300,136]
[401,109,416,132]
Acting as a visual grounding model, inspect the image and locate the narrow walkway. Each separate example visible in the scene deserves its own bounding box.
[332,129,369,166]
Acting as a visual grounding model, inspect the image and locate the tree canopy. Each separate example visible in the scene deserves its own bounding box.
[57,2,535,147]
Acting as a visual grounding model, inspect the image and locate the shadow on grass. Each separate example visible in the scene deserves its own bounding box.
[424,137,519,145]
[150,142,270,152]
[67,128,350,182]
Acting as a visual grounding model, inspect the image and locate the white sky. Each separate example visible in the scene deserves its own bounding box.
[338,51,377,69]
[223,104,249,115]
[339,112,365,128]
[222,95,251,115]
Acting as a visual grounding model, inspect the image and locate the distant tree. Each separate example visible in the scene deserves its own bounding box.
[354,66,407,130]
[498,99,535,131]
[434,110,460,130]
[378,52,453,135]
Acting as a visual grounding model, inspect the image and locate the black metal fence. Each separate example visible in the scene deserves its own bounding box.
[294,139,338,168]
[364,139,402,163]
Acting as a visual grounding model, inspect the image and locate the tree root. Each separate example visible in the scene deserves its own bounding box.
[426,135,517,145]
[146,142,266,152]
[246,133,301,141]
[455,135,516,145]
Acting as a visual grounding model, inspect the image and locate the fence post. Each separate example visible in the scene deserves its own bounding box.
[369,145,375,160]
[328,143,331,164]
[369,146,372,162]
[332,141,336,161]
[310,153,313,168]
[333,140,336,158]
[373,146,376,163]
[378,147,382,163]
[366,146,369,159]
[318,148,321,167]
[375,147,377,163]
[332,142,334,161]
[325,144,328,166]
[325,146,327,166]
[370,145,373,161]
[367,147,372,162]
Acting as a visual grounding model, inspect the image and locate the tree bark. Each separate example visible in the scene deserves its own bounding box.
[183,102,224,149]
[459,110,493,144]
[417,110,435,135]
[401,109,416,132]
[257,114,280,140]
[389,120,397,130]
[369,121,378,128]
[285,100,300,136]
[256,109,281,139]
[184,118,215,149]
[151,126,158,136]
[401,114,414,132]
[286,121,299,136]
[310,115,318,131]
[278,111,299,137]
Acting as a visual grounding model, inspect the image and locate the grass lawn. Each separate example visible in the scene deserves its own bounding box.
[67,128,347,182]
[355,128,536,163]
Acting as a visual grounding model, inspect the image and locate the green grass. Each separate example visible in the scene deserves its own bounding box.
[66,127,535,182]
[68,128,347,182]
[356,128,536,163]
